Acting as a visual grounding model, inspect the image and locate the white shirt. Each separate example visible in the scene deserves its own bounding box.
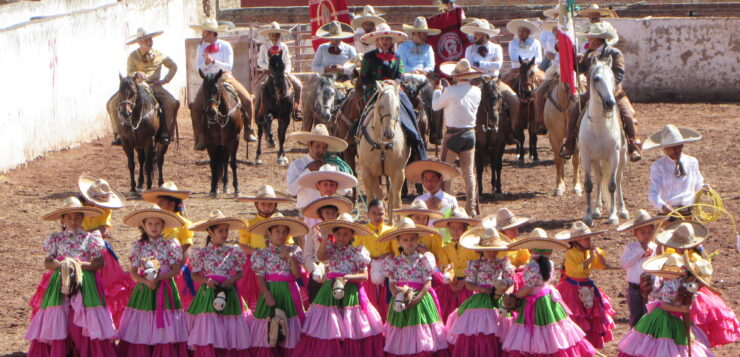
[464,42,503,77]
[257,41,292,73]
[620,241,657,284]
[354,28,376,55]
[540,30,559,66]
[196,39,233,74]
[417,190,458,211]
[302,217,324,272]
[508,37,542,69]
[311,42,357,75]
[286,155,319,209]
[648,155,704,211]
[432,82,481,129]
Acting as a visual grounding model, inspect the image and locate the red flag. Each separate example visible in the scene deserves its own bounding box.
[309,0,352,51]
[558,30,577,95]
[425,8,470,72]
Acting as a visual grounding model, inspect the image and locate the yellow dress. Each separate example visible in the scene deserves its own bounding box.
[354,222,394,258]
[391,232,444,260]
[238,214,293,248]
[497,249,531,268]
[438,241,478,278]
[82,208,112,231]
[162,212,194,247]
[564,247,607,279]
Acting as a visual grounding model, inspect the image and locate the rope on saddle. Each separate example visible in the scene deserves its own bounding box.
[60,258,83,295]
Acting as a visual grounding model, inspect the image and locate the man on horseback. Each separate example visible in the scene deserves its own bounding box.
[256,22,304,123]
[533,20,569,135]
[502,20,544,85]
[559,23,641,162]
[190,18,257,150]
[311,21,358,81]
[577,4,620,48]
[351,5,386,55]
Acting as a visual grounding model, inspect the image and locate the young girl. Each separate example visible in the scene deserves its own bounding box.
[554,221,616,349]
[248,215,309,356]
[446,220,515,356]
[26,197,117,356]
[237,185,296,310]
[354,199,395,318]
[617,209,666,327]
[501,229,597,356]
[293,213,384,356]
[494,208,532,269]
[378,218,449,356]
[117,205,189,356]
[394,199,445,257]
[186,209,252,356]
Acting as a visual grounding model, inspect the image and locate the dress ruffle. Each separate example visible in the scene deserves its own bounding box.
[236,257,260,311]
[555,277,615,348]
[446,307,504,344]
[436,283,473,324]
[691,286,740,347]
[98,249,135,327]
[250,316,302,349]
[618,330,714,357]
[115,340,189,357]
[186,312,253,350]
[452,333,502,357]
[501,318,594,355]
[117,308,189,345]
[384,322,448,355]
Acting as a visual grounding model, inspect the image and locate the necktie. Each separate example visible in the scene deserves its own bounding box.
[426,196,441,211]
[477,45,489,57]
[328,46,341,55]
[376,51,395,62]
[675,159,686,177]
[205,43,220,54]
[268,45,282,56]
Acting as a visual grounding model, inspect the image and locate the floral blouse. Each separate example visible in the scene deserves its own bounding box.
[382,251,435,283]
[129,236,183,270]
[652,278,681,304]
[522,259,555,288]
[251,244,303,277]
[190,244,247,277]
[43,229,105,262]
[465,257,515,287]
[324,242,371,275]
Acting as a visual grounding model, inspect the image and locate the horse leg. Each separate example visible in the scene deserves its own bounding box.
[581,153,594,227]
[548,128,566,197]
[123,142,137,192]
[232,140,240,196]
[255,118,264,165]
[475,143,484,196]
[207,146,218,197]
[137,148,146,191]
[593,161,604,220]
[277,113,289,166]
[389,172,406,224]
[144,144,154,190]
[266,115,275,148]
[617,150,629,220]
[529,111,539,161]
[156,142,168,187]
[221,146,230,195]
[606,155,620,226]
[572,147,583,197]
[494,144,505,196]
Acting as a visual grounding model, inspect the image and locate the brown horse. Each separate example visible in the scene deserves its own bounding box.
[512,57,542,163]
[109,75,166,192]
[332,85,364,174]
[198,69,243,197]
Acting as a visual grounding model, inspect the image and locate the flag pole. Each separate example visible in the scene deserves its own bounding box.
[566,0,583,108]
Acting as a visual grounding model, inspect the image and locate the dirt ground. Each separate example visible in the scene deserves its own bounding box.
[0,102,737,355]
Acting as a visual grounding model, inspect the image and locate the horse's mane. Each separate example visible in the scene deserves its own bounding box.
[269,54,285,77]
[402,76,428,98]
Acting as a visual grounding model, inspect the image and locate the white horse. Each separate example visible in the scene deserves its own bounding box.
[578,58,629,226]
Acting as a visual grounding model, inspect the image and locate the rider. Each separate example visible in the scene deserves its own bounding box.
[397,16,438,76]
[352,5,386,56]
[539,5,560,72]
[190,18,257,150]
[311,21,358,81]
[577,4,620,52]
[559,23,641,162]
[256,21,303,123]
[502,19,543,86]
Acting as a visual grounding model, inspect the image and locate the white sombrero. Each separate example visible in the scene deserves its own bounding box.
[190,18,228,33]
[506,19,541,36]
[440,59,484,80]
[316,21,355,40]
[461,19,500,37]
[296,164,358,191]
[507,228,569,251]
[189,209,247,232]
[317,213,374,236]
[288,124,349,152]
[643,124,702,150]
[555,221,607,242]
[433,207,481,228]
[302,196,354,220]
[405,160,460,183]
[576,22,617,41]
[248,214,309,236]
[377,217,440,243]
[494,208,532,231]
[403,17,441,35]
[43,196,104,221]
[656,221,707,250]
[540,20,559,33]
[578,4,617,18]
[617,209,668,232]
[460,216,513,251]
[237,185,295,203]
[351,5,386,28]
[684,252,721,295]
[122,204,185,229]
[543,5,561,19]
[360,23,407,44]
[78,174,124,209]
[393,199,445,221]
[141,182,191,203]
[642,253,686,279]
[258,21,291,37]
[126,27,164,46]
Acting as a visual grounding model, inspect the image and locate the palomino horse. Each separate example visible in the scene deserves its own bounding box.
[256,54,292,166]
[198,69,243,197]
[579,58,629,226]
[512,57,541,163]
[357,83,410,221]
[109,75,166,192]
[544,73,583,197]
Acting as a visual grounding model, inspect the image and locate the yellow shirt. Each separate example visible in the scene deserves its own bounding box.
[163,212,194,247]
[127,48,177,83]
[497,249,531,268]
[354,222,394,258]
[563,247,607,279]
[664,248,702,263]
[392,233,444,259]
[438,241,479,278]
[82,208,112,231]
[238,214,294,248]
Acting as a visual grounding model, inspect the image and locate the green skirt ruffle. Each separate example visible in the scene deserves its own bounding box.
[127,279,182,311]
[513,292,569,326]
[253,281,300,319]
[40,270,105,308]
[387,291,441,328]
[457,293,501,316]
[312,279,361,308]
[634,307,690,346]
[187,285,245,316]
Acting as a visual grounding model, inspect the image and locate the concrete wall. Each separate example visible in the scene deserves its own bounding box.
[0,0,117,29]
[0,0,205,173]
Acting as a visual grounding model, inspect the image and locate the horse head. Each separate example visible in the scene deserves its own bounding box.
[479,77,504,131]
[589,57,616,111]
[268,54,285,78]
[315,75,336,124]
[517,56,537,99]
[374,82,401,142]
[200,69,224,121]
[117,74,138,119]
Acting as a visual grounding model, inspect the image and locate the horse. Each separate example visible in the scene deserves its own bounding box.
[256,54,292,166]
[357,82,410,221]
[333,85,364,174]
[544,72,583,197]
[401,75,431,198]
[579,58,629,226]
[512,57,541,163]
[307,74,350,131]
[109,75,166,192]
[198,69,243,197]
[475,77,516,198]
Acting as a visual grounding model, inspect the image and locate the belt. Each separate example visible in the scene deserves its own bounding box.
[445,126,474,134]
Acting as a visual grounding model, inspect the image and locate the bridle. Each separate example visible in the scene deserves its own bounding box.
[118,84,157,130]
[203,82,238,128]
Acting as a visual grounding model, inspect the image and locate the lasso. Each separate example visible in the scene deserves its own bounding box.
[666,188,737,241]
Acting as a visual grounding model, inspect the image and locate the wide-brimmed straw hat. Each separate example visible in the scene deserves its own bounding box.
[403,17,441,35]
[302,196,354,220]
[576,22,616,41]
[237,185,295,203]
[248,214,309,236]
[543,5,561,19]
[122,204,185,229]
[461,19,500,37]
[495,208,532,231]
[460,216,513,251]
[316,21,355,40]
[141,182,191,203]
[656,221,707,249]
[555,221,606,242]
[642,253,686,279]
[317,213,373,236]
[43,196,104,221]
[296,164,358,191]
[433,207,481,228]
[540,20,559,33]
[288,124,348,152]
[378,217,440,243]
[394,199,444,221]
[684,252,721,295]
[508,227,569,251]
[439,58,484,80]
[190,18,228,33]
[405,160,460,183]
[189,209,247,232]
[351,5,386,28]
[617,209,668,232]
[361,23,407,44]
[506,19,541,36]
[126,27,164,45]
[78,174,124,209]
[643,124,702,151]
[258,21,291,38]
[577,4,617,18]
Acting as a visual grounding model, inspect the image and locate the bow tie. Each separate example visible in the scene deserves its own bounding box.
[328,46,341,55]
[376,51,395,62]
[268,45,282,56]
[674,159,686,177]
[205,43,220,54]
[477,45,489,57]
[411,44,425,55]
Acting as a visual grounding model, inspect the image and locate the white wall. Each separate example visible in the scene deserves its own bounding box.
[0,0,203,173]
[0,0,117,30]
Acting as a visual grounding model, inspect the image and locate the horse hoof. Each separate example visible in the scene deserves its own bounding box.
[573,187,583,197]
[278,157,289,166]
[619,210,630,220]
[607,217,619,226]
[592,210,601,219]
[494,193,504,200]
[223,187,231,195]
[255,159,263,165]
[209,192,218,198]
[583,217,594,227]
[554,188,564,197]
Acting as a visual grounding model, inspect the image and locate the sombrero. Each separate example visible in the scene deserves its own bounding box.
[643,124,702,151]
[302,196,354,220]
[433,207,481,228]
[460,216,513,251]
[462,17,481,25]
[78,174,124,209]
[555,221,607,242]
[126,27,164,45]
[351,5,386,28]
[288,124,348,152]
[317,213,373,236]
[439,59,483,80]
[460,19,500,37]
[361,23,407,44]
[189,209,247,232]
[190,18,228,33]
[494,208,532,231]
[296,164,358,191]
[316,21,355,40]
[617,209,668,232]
[258,22,291,38]
[656,221,707,250]
[684,252,721,295]
[642,253,686,279]
[576,22,616,41]
[237,185,295,203]
[540,20,559,33]
[403,17,441,36]
[507,227,569,251]
[122,204,185,229]
[43,196,104,221]
[577,4,617,18]
[543,5,561,19]
[405,160,460,183]
[506,19,541,36]
[141,182,191,203]
[377,217,440,243]
[248,214,309,236]
[393,199,444,221]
